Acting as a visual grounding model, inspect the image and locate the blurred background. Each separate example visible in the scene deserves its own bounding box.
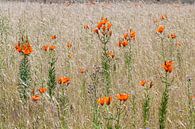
[1,0,195,4]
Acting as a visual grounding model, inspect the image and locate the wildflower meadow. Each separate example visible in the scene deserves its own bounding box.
[0,1,195,129]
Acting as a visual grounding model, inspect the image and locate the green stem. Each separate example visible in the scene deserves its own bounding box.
[102,36,111,96]
[159,72,169,129]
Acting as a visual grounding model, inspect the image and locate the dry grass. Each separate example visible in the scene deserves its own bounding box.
[0,1,195,129]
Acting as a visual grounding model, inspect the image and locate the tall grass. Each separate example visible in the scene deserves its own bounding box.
[0,2,194,129]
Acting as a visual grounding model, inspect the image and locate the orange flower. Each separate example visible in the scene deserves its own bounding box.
[160,15,167,20]
[101,17,108,24]
[107,51,115,59]
[118,40,128,47]
[162,61,173,73]
[107,22,112,30]
[130,30,136,40]
[49,45,56,51]
[39,87,47,94]
[116,93,129,102]
[22,43,33,55]
[139,80,147,86]
[123,33,129,39]
[122,40,128,47]
[84,24,89,30]
[104,96,112,105]
[95,17,112,33]
[15,43,22,53]
[156,25,165,33]
[97,96,112,106]
[42,45,49,51]
[118,41,123,47]
[50,35,57,40]
[102,25,106,32]
[58,77,71,85]
[93,28,99,34]
[66,42,72,49]
[97,22,103,29]
[32,95,41,101]
[97,98,105,106]
[168,33,176,39]
[16,43,32,55]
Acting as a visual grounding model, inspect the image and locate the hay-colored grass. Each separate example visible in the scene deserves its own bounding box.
[0,1,194,129]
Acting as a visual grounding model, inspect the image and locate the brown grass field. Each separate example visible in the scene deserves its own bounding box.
[0,1,195,129]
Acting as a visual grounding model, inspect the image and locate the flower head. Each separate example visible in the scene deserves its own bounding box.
[15,42,22,53]
[156,25,165,33]
[94,17,112,36]
[49,45,56,51]
[32,95,41,102]
[42,45,50,51]
[16,42,33,55]
[130,30,136,40]
[139,80,147,86]
[42,45,56,51]
[66,42,72,49]
[104,96,112,105]
[97,98,104,106]
[116,93,129,102]
[22,44,33,55]
[107,51,115,59]
[168,33,176,39]
[118,40,128,47]
[39,87,47,94]
[160,15,167,20]
[58,77,71,85]
[162,61,173,73]
[50,35,57,40]
[97,96,112,106]
[123,33,129,39]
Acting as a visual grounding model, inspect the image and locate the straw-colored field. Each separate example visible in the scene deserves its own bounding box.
[0,1,195,129]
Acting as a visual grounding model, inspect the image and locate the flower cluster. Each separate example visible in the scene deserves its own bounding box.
[118,29,136,47]
[42,45,56,51]
[31,87,47,102]
[15,37,33,55]
[94,17,112,36]
[97,96,112,106]
[97,93,129,106]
